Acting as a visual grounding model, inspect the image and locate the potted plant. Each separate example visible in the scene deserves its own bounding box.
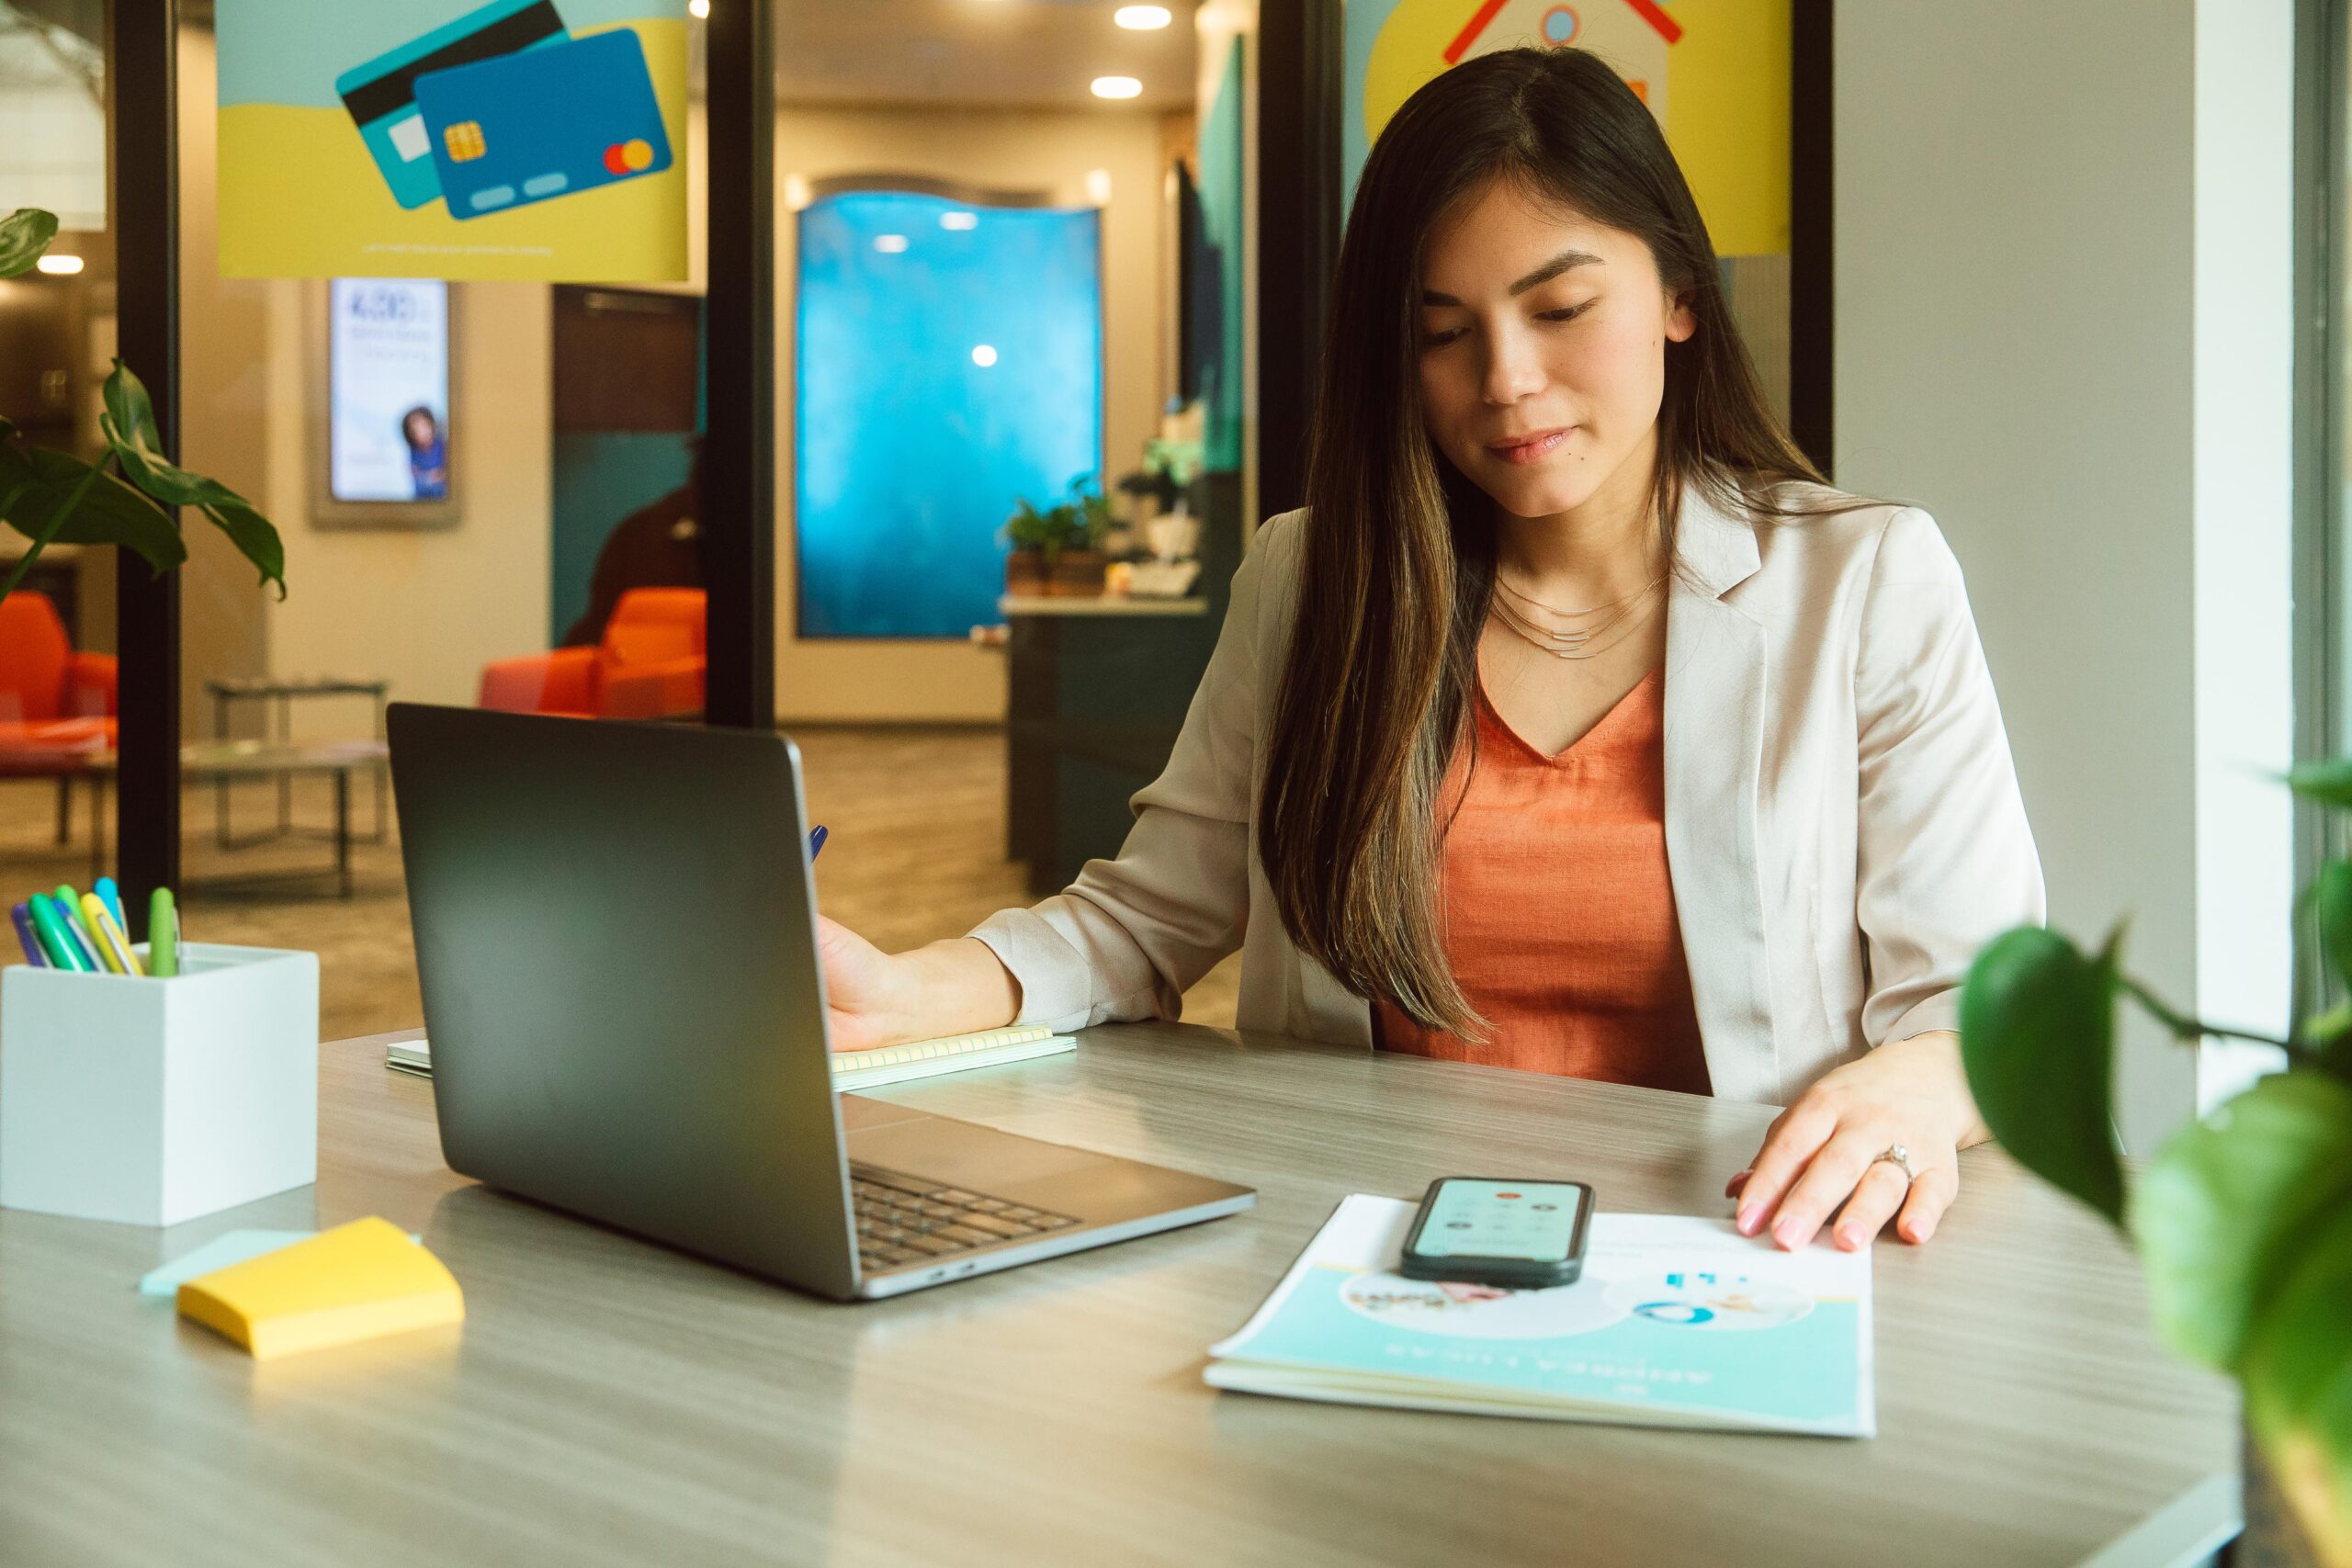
[1961,761,2352,1566]
[0,209,286,602]
[1050,478,1113,596]
[1003,476,1112,598]
[1002,496,1057,598]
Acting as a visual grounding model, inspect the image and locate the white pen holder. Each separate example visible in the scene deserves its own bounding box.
[1,942,319,1226]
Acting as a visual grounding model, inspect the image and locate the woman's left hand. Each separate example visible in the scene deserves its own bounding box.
[1724,1031,1987,1250]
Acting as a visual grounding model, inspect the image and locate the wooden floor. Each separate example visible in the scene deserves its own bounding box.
[0,728,1240,1043]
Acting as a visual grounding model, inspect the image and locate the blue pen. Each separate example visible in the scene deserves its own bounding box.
[11,902,49,966]
[808,825,828,860]
[95,875,127,931]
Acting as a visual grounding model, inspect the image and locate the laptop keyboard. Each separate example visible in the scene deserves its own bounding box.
[851,1163,1080,1270]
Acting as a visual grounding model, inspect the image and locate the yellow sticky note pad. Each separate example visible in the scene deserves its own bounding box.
[176,1215,463,1360]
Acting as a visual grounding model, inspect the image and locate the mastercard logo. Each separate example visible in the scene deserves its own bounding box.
[603,138,657,176]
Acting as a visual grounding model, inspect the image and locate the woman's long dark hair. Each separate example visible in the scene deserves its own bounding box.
[1257,47,1837,1037]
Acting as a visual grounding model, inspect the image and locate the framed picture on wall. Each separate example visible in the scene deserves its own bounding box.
[308,276,462,528]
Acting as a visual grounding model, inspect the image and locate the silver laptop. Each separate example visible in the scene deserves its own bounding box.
[386,703,1253,1300]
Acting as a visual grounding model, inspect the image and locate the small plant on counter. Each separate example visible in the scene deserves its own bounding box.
[0,209,286,602]
[1959,760,2352,1566]
[1116,435,1205,515]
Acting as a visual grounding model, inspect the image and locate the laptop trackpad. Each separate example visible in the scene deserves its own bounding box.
[847,1114,1111,1191]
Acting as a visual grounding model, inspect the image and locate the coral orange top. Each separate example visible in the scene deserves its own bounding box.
[1373,666,1712,1094]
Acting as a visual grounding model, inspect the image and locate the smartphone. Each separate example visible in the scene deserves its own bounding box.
[1398,1177,1596,1290]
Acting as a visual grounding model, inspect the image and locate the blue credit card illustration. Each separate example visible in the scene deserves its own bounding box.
[335,0,570,210]
[413,29,673,220]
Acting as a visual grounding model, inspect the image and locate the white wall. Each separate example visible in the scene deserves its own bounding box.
[1836,0,2295,1150]
[772,104,1172,723]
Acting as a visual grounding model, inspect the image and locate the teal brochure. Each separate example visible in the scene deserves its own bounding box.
[1206,1195,1875,1436]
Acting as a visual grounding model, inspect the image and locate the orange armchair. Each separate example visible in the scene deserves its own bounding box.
[0,591,117,763]
[479,588,706,720]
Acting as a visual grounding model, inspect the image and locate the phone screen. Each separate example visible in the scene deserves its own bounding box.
[1413,1179,1588,1261]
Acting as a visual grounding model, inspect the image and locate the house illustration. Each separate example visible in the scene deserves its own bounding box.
[1442,0,1679,122]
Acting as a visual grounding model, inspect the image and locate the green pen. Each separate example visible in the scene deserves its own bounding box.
[30,895,95,973]
[52,885,96,951]
[149,886,179,978]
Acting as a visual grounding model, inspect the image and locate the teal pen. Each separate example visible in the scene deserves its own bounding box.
[28,896,95,972]
[95,876,127,931]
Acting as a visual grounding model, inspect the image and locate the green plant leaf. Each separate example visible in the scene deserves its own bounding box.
[2318,863,2352,995]
[2134,1070,2352,1371]
[0,442,187,574]
[196,493,287,599]
[0,209,59,278]
[2237,1170,2352,1566]
[1958,925,2125,1225]
[2289,758,2352,810]
[96,362,286,595]
[100,364,230,509]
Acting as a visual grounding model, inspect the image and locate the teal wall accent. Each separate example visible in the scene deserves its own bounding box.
[1199,34,1247,475]
[548,431,695,646]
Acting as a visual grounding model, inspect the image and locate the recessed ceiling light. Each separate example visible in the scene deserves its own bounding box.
[35,254,85,276]
[1091,75,1143,100]
[1114,5,1171,28]
[940,210,978,231]
[874,233,909,254]
[972,344,999,367]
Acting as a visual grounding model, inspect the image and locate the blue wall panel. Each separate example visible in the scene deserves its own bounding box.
[795,190,1102,639]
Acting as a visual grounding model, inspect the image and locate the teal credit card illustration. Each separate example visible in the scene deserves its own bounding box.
[334,0,570,211]
[414,29,673,220]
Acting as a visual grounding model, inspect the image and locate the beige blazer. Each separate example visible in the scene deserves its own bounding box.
[970,482,2046,1104]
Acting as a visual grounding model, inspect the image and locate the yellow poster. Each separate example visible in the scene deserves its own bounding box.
[215,0,689,281]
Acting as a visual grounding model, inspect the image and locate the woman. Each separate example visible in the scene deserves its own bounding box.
[818,48,2043,1255]
[401,406,448,501]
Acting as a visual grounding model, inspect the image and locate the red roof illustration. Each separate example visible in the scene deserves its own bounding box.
[1445,0,1681,66]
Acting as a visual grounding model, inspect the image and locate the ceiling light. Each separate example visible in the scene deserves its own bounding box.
[687,0,708,17]
[1114,5,1171,28]
[972,344,998,367]
[874,233,909,254]
[1091,75,1142,100]
[1084,168,1114,206]
[940,210,978,231]
[35,254,85,276]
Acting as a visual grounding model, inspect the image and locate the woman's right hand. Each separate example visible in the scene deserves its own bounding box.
[816,915,912,1053]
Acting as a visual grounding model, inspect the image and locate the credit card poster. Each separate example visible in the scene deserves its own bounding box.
[216,0,689,280]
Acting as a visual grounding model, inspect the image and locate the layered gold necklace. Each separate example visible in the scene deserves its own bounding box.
[1488,570,1666,660]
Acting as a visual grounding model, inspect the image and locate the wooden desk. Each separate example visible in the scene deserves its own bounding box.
[0,1023,2236,1566]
